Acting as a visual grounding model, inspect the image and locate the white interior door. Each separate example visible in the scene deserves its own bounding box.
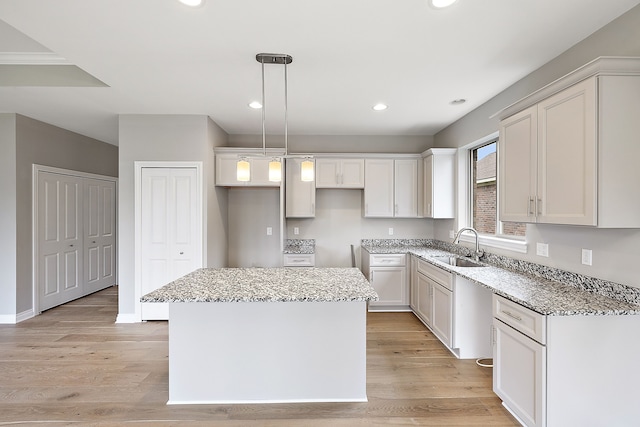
[140,167,202,320]
[38,172,83,311]
[84,178,116,294]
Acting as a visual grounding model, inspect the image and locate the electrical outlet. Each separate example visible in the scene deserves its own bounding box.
[449,230,455,239]
[536,243,549,257]
[388,228,394,235]
[582,249,592,266]
[293,227,299,235]
[266,227,272,236]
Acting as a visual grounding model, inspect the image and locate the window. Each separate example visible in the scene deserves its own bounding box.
[470,139,526,238]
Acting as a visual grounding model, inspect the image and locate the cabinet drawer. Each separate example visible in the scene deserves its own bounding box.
[493,295,546,344]
[283,254,315,267]
[370,254,406,267]
[416,258,452,291]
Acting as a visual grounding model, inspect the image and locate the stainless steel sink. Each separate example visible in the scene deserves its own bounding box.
[431,256,486,268]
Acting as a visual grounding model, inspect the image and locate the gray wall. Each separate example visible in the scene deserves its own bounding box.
[16,115,118,314]
[0,113,118,318]
[0,114,17,317]
[227,189,282,267]
[118,115,229,319]
[288,189,433,268]
[228,134,434,154]
[433,4,640,289]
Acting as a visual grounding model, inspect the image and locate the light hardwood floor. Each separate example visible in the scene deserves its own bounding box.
[0,287,519,426]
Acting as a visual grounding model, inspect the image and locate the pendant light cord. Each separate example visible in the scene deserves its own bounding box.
[261,57,266,157]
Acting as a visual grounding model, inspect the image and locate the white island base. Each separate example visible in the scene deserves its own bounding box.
[168,300,367,404]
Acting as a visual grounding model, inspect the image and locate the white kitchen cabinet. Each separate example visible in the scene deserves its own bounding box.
[430,279,452,347]
[394,159,419,217]
[216,155,281,187]
[423,148,456,219]
[363,159,394,217]
[492,294,640,427]
[498,58,640,227]
[283,253,315,267]
[361,251,409,311]
[493,296,546,427]
[315,158,364,188]
[285,158,315,218]
[412,257,492,359]
[364,158,419,218]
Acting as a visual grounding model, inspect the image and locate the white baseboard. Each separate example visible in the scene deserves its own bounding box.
[0,314,16,324]
[16,308,35,323]
[116,313,139,323]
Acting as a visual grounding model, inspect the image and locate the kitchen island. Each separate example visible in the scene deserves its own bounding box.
[141,267,378,404]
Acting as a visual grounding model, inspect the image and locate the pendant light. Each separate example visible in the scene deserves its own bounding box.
[236,53,314,183]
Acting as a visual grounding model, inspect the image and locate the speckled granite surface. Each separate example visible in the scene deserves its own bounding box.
[283,239,315,254]
[141,267,378,303]
[362,239,640,316]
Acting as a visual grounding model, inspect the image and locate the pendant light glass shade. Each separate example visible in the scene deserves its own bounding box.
[301,159,315,182]
[237,158,250,182]
[269,158,282,182]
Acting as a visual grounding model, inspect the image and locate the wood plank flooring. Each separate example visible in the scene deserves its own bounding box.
[0,287,519,426]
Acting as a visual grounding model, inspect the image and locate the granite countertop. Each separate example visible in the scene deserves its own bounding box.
[362,242,640,316]
[283,239,315,254]
[141,267,378,303]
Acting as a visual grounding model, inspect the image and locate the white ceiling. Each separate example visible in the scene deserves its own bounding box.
[0,0,638,146]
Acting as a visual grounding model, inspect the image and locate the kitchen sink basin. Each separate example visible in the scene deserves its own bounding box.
[431,256,486,268]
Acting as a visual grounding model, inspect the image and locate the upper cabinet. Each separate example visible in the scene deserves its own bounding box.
[497,57,640,227]
[285,158,316,218]
[364,158,420,218]
[315,158,365,189]
[216,154,281,187]
[423,148,456,219]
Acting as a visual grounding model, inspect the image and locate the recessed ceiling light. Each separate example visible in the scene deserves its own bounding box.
[178,0,204,7]
[430,0,458,9]
[450,98,466,105]
[248,101,262,109]
[372,103,388,111]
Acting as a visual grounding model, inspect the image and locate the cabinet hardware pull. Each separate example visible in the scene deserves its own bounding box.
[179,251,184,255]
[537,198,542,216]
[69,244,74,247]
[528,197,534,216]
[92,240,96,244]
[502,310,522,321]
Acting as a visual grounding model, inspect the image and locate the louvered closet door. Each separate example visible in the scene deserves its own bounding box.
[38,172,83,311]
[140,167,202,320]
[84,178,116,294]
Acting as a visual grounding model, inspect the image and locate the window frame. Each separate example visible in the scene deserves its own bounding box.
[456,131,528,254]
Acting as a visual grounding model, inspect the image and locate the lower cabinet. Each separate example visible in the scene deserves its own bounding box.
[361,251,409,311]
[493,315,546,427]
[282,254,315,267]
[410,255,493,359]
[492,294,640,427]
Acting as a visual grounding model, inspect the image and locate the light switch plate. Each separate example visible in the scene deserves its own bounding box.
[536,243,549,257]
[582,249,592,266]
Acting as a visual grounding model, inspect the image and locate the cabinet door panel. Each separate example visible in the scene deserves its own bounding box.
[340,159,365,188]
[431,281,452,347]
[493,319,546,427]
[315,159,340,188]
[364,159,394,217]
[369,267,406,306]
[394,159,418,218]
[416,273,431,325]
[286,158,316,218]
[537,78,596,225]
[499,106,537,223]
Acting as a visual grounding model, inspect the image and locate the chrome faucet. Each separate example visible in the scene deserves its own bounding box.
[453,227,484,261]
